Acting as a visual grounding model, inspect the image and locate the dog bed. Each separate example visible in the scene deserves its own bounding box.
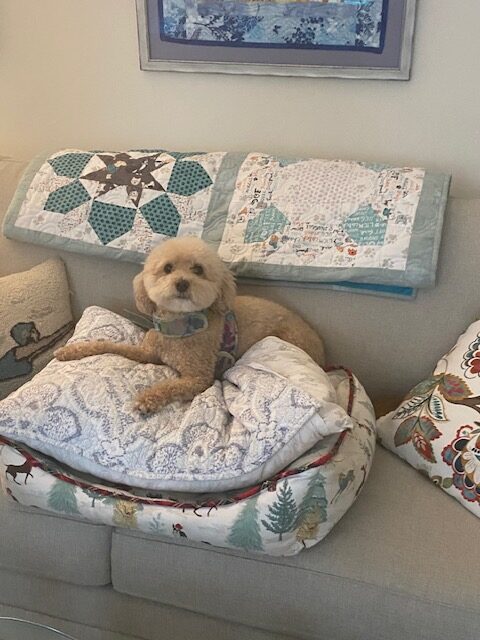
[0,307,376,555]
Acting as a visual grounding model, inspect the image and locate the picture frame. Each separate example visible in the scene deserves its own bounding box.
[136,0,417,80]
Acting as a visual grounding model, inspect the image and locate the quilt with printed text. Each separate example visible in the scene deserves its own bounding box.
[4,149,450,290]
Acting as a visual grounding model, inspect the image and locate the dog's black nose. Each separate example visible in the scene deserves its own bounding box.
[175,279,190,293]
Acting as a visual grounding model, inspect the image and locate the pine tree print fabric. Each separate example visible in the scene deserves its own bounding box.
[0,365,375,556]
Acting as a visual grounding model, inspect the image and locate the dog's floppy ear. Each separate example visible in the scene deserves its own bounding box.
[212,265,236,314]
[133,272,156,315]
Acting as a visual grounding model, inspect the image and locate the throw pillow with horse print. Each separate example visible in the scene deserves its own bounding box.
[0,259,73,399]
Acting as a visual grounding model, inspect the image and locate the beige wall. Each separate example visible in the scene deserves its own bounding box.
[0,0,479,197]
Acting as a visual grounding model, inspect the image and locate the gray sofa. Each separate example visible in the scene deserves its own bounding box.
[0,155,479,640]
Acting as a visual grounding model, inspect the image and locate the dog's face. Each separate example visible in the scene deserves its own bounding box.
[134,237,236,315]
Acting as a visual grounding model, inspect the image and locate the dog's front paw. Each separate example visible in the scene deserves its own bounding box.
[54,345,79,361]
[134,391,166,415]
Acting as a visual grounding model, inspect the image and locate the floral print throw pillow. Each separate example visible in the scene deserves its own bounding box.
[377,319,480,517]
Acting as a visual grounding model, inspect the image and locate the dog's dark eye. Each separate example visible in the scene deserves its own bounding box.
[191,264,204,276]
[163,263,174,274]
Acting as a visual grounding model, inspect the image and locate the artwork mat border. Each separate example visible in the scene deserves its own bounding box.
[136,0,417,79]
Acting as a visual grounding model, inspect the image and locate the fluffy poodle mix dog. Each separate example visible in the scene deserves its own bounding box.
[55,238,325,414]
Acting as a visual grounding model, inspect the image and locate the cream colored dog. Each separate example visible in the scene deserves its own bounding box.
[55,237,325,414]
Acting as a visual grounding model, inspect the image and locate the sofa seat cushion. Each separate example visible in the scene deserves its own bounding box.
[0,490,111,586]
[111,446,480,640]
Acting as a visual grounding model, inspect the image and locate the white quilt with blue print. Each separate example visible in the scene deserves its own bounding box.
[0,307,353,493]
[4,148,450,293]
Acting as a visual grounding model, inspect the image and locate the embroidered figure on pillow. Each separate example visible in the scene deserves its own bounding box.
[0,320,73,382]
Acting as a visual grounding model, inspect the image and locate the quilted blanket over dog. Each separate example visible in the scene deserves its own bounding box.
[0,307,353,493]
[4,149,450,291]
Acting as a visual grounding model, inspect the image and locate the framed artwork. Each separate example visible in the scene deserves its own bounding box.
[136,0,417,79]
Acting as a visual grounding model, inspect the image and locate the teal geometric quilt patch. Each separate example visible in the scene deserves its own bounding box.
[140,195,181,236]
[168,160,212,196]
[344,205,388,246]
[48,152,94,178]
[89,201,137,245]
[44,180,91,214]
[245,206,289,244]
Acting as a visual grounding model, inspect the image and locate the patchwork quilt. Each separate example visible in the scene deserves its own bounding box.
[4,149,450,292]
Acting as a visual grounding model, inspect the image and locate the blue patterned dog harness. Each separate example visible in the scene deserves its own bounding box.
[123,309,238,378]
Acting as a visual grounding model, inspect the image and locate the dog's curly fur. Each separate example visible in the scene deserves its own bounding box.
[55,237,325,414]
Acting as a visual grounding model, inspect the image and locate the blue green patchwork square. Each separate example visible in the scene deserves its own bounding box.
[44,180,91,214]
[49,153,94,178]
[89,201,137,245]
